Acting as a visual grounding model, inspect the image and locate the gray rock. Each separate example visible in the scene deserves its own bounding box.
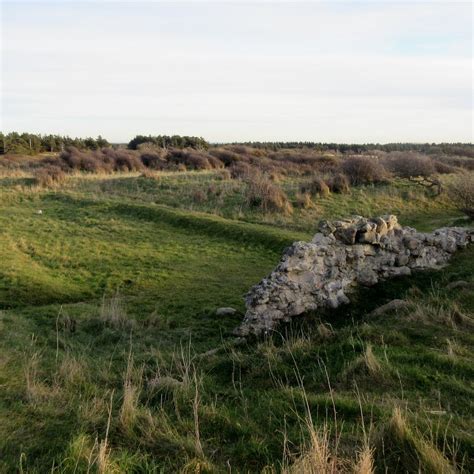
[446,280,470,290]
[335,226,357,245]
[369,299,410,317]
[235,215,473,336]
[216,307,238,316]
[148,376,183,391]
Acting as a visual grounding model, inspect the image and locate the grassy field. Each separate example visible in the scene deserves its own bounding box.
[0,170,472,472]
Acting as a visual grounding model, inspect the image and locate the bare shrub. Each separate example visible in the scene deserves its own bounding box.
[446,173,474,219]
[327,173,350,194]
[383,152,435,179]
[34,165,67,187]
[245,172,293,214]
[301,176,330,197]
[342,156,386,185]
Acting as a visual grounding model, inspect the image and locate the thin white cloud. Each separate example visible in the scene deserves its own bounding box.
[1,1,472,142]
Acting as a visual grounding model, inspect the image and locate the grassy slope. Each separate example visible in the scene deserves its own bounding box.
[64,172,464,232]
[0,172,472,472]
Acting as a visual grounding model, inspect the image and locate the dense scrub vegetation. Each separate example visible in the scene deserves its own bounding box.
[0,141,473,472]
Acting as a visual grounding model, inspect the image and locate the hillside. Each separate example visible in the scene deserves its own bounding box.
[0,160,473,472]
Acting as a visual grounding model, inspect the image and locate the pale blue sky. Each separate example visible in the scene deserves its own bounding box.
[1,1,472,143]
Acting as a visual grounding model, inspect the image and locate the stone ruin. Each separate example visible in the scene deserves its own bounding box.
[235,215,473,337]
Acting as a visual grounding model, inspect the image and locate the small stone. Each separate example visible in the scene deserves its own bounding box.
[216,307,238,316]
[446,280,470,290]
[335,226,358,244]
[374,217,388,236]
[405,238,419,250]
[369,299,410,317]
[198,348,221,358]
[396,253,409,266]
[357,268,379,286]
[357,230,377,244]
[318,220,336,236]
[148,376,183,391]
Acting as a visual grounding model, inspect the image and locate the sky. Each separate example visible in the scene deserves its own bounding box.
[1,1,472,143]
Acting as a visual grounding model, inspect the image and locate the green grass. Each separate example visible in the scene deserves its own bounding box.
[62,171,464,232]
[0,171,472,472]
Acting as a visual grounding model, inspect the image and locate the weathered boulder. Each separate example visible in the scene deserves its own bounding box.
[235,215,473,336]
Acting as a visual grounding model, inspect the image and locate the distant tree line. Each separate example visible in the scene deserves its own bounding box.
[0,132,110,155]
[2,132,472,159]
[230,142,474,157]
[127,135,209,150]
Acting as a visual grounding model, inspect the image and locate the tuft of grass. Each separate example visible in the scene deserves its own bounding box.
[287,423,337,474]
[353,443,375,474]
[375,407,456,474]
[100,292,133,329]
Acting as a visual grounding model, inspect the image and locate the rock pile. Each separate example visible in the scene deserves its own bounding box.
[235,215,473,336]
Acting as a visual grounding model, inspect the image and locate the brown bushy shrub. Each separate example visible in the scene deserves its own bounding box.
[269,171,284,183]
[167,149,223,170]
[311,155,341,173]
[140,152,167,170]
[301,177,330,197]
[60,147,143,172]
[103,149,143,171]
[209,148,244,166]
[327,173,350,193]
[341,156,386,185]
[60,147,105,172]
[227,145,254,155]
[446,174,474,219]
[382,152,435,178]
[216,169,231,180]
[245,173,293,214]
[440,155,474,171]
[34,165,67,187]
[229,162,252,179]
[432,160,457,175]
